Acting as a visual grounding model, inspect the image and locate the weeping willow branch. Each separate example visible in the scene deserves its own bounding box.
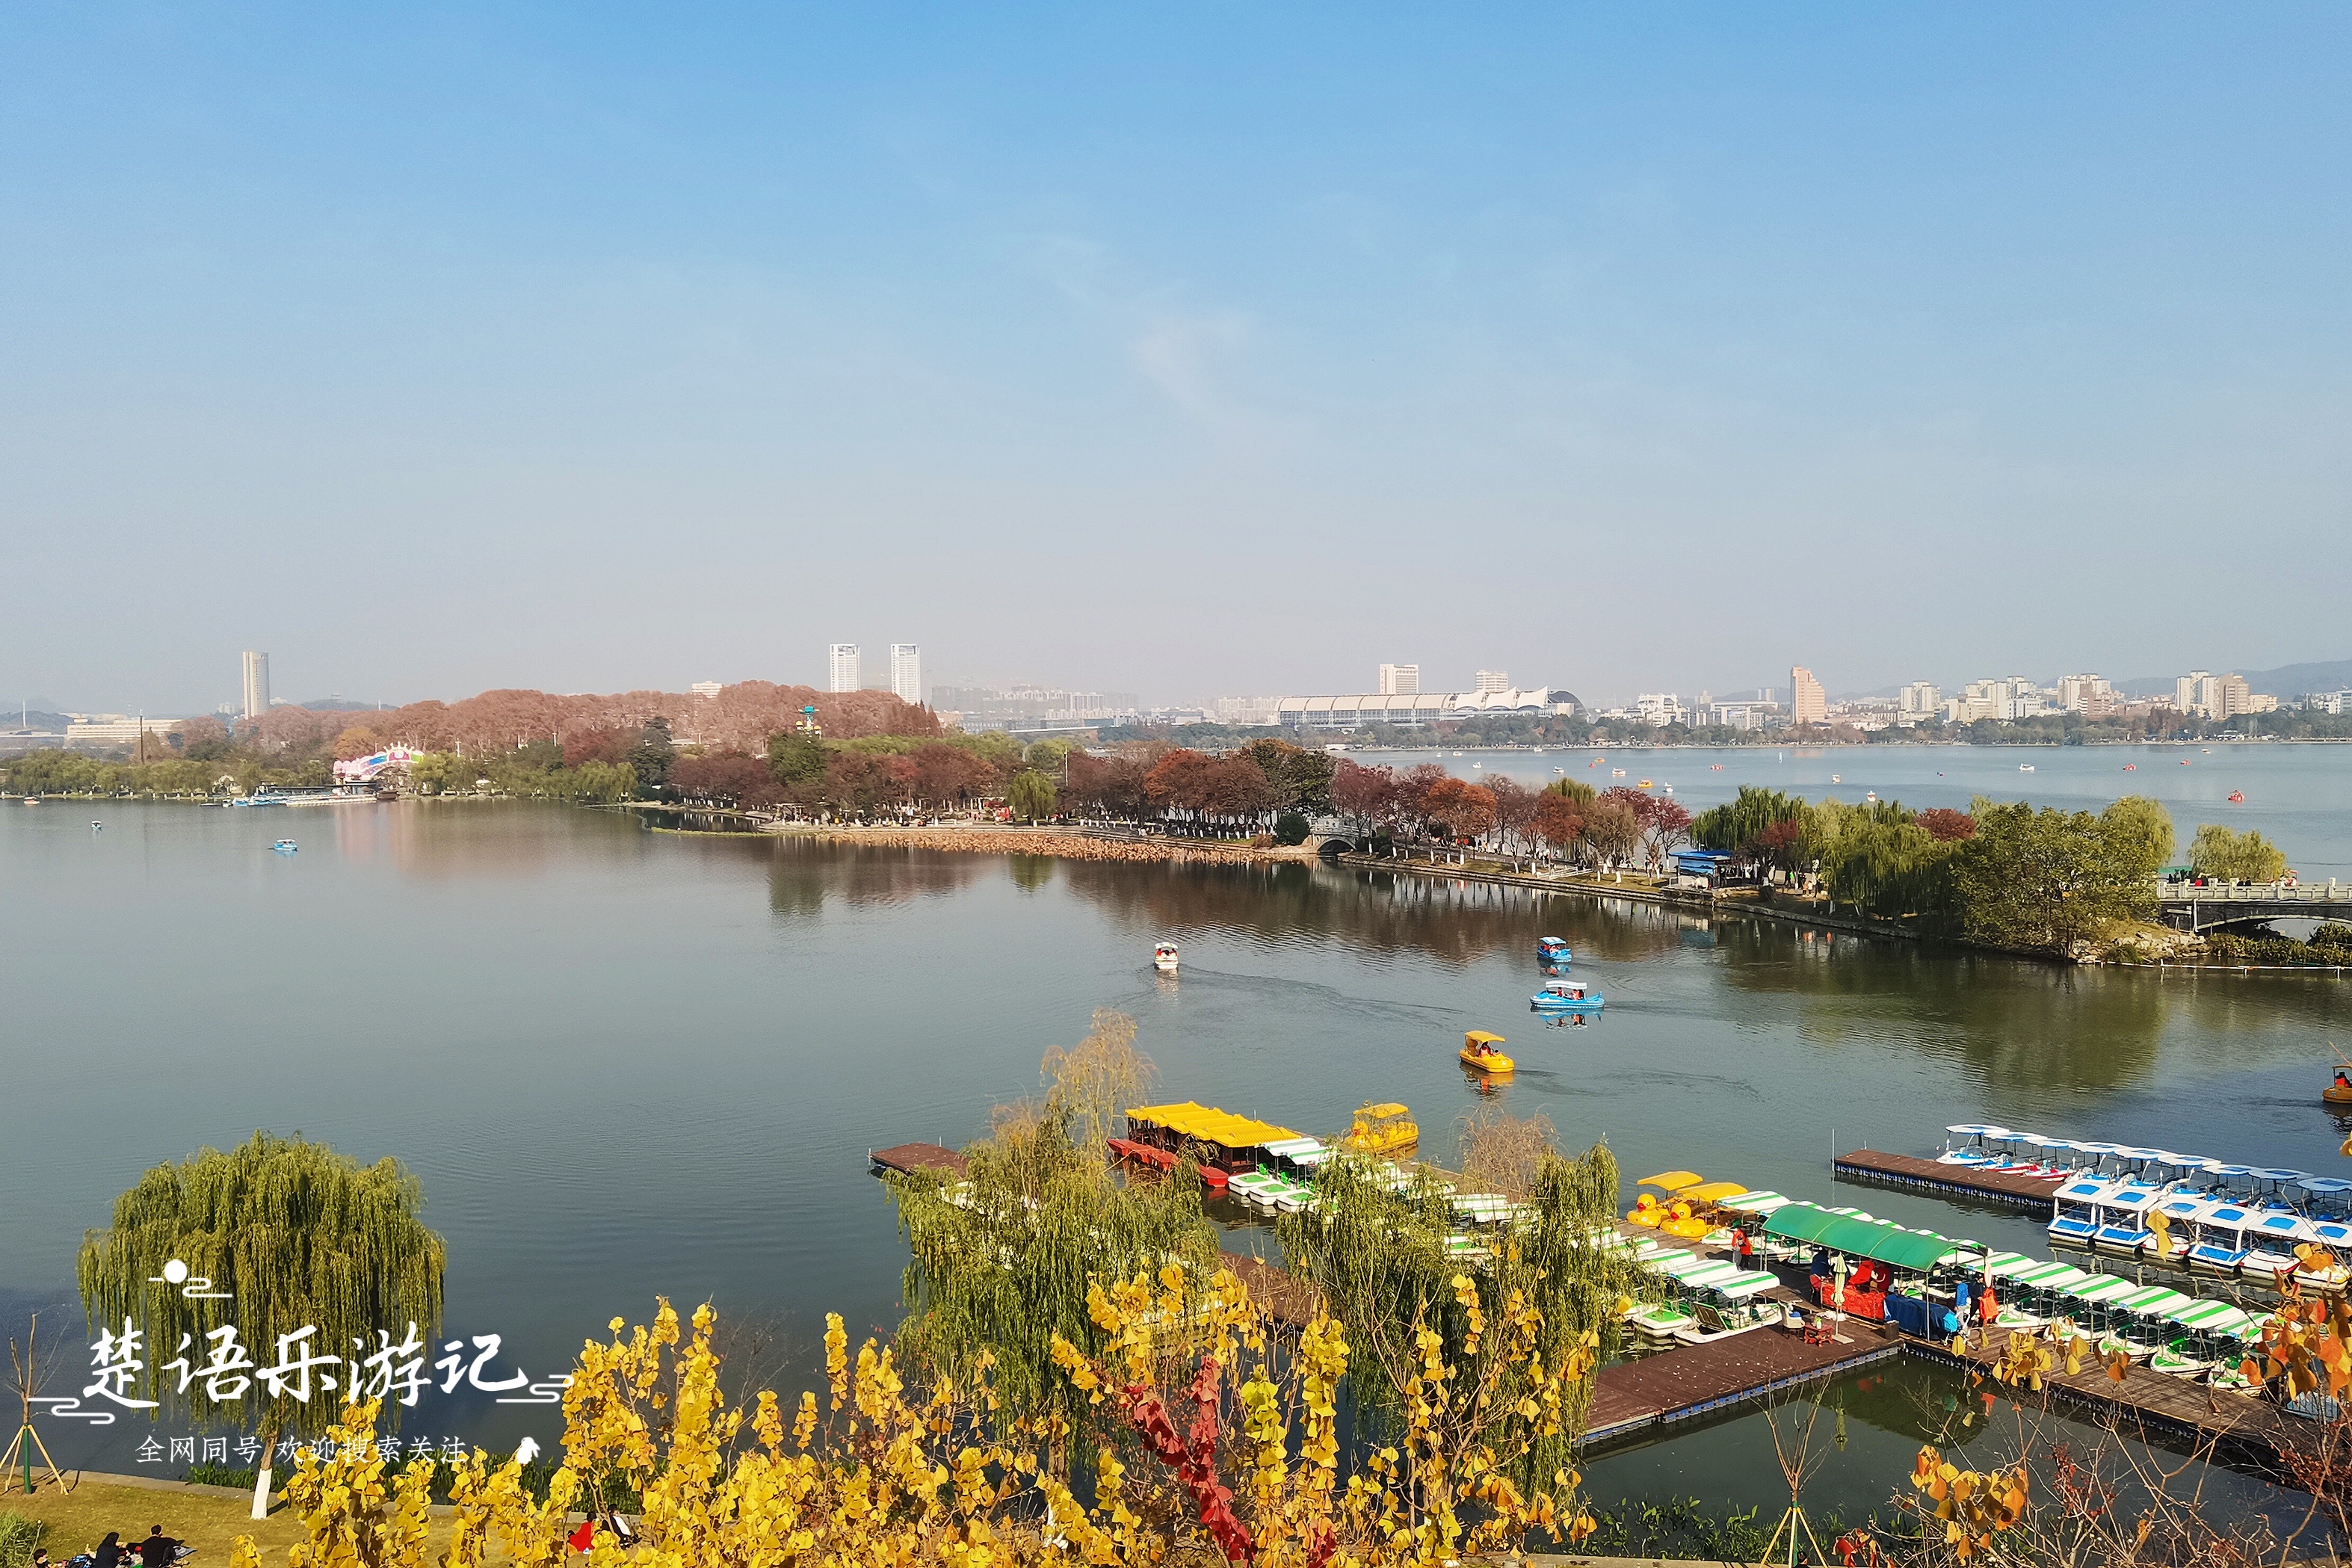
[1277,1141,1640,1486]
[75,1132,445,1438]
[886,1117,1217,1436]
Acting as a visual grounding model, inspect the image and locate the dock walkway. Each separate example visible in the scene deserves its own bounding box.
[1584,1319,1902,1445]
[1916,1334,2324,1472]
[1833,1148,2059,1214]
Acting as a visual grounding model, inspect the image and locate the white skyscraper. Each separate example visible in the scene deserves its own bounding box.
[1473,670,1511,695]
[241,651,271,719]
[828,643,861,694]
[889,644,923,704]
[1377,663,1419,696]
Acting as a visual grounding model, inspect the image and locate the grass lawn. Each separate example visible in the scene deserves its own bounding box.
[0,1479,515,1564]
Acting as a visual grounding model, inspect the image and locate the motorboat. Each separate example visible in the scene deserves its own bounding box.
[1152,942,1179,972]
[1531,979,1602,1013]
[1459,1030,1513,1075]
[1535,936,1572,964]
[271,840,298,855]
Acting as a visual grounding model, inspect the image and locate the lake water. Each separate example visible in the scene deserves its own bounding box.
[4,759,2347,1526]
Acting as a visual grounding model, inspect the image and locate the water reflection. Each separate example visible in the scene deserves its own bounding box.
[765,841,986,913]
[1712,922,2169,1091]
[1062,860,1690,965]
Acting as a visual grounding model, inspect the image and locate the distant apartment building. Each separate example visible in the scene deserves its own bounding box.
[1632,693,1688,727]
[2217,673,2251,718]
[889,644,922,705]
[1472,670,1512,696]
[1377,663,1420,696]
[2176,671,2214,718]
[1943,676,2048,723]
[931,685,1140,732]
[1898,682,1940,718]
[67,715,184,749]
[690,681,723,698]
[2303,691,2352,715]
[1212,696,1283,725]
[828,643,860,694]
[1789,666,1827,726]
[1706,700,1780,732]
[241,651,271,720]
[2055,674,2116,716]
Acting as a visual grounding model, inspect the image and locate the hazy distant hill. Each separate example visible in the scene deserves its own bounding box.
[5,709,73,732]
[2116,658,2352,699]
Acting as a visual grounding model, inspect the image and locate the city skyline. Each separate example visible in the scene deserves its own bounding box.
[4,10,2348,712]
[12,644,2352,723]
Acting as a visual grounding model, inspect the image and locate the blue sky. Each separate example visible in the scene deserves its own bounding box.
[4,6,2347,712]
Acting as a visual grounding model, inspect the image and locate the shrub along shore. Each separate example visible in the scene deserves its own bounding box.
[776,822,1320,865]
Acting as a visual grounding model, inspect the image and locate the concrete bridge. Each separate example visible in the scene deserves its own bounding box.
[2158,881,2352,933]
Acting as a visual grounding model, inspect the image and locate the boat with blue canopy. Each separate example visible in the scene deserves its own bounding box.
[1531,978,1603,1013]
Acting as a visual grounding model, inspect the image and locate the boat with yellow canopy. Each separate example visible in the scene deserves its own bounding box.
[1340,1102,1419,1156]
[1626,1170,1705,1227]
[1659,1180,1756,1238]
[1460,1031,1513,1075]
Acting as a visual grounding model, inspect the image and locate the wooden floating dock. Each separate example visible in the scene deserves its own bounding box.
[1914,1333,2324,1475]
[1584,1318,1903,1445]
[1833,1148,2059,1214]
[870,1142,968,1179]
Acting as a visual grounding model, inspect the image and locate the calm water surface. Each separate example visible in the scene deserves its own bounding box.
[5,788,2347,1523]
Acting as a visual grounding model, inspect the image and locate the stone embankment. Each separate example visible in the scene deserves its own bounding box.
[776,824,1318,865]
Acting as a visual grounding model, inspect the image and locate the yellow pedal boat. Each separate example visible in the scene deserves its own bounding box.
[1460,1030,1513,1074]
[1341,1102,1419,1156]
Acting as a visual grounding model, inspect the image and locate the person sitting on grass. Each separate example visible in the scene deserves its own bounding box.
[135,1525,183,1568]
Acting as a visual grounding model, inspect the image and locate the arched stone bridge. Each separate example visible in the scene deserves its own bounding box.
[2159,883,2352,933]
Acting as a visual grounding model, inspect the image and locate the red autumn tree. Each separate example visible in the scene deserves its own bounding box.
[1916,807,1978,842]
[1423,777,1499,842]
[1067,752,1149,819]
[670,753,785,809]
[1487,777,1540,851]
[1330,759,1398,831]
[1532,791,1584,857]
[910,743,994,809]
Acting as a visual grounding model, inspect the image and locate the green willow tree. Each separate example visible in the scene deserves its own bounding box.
[1005,769,1058,821]
[1688,785,1804,855]
[1277,1143,1637,1486]
[2189,822,2288,883]
[77,1134,445,1519]
[884,1119,1217,1440]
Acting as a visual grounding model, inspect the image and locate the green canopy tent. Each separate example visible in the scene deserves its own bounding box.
[1764,1206,1957,1274]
